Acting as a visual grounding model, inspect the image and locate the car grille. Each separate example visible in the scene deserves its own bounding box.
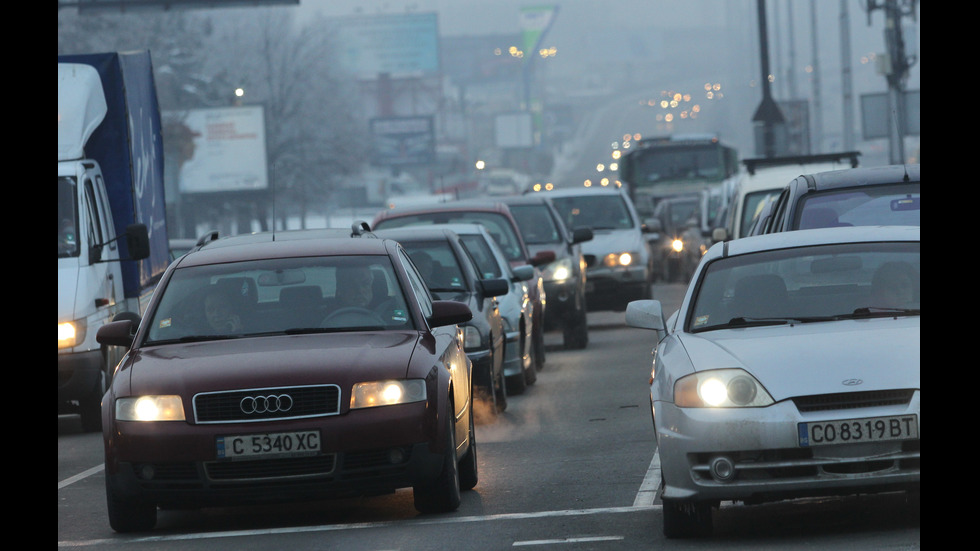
[194,384,341,423]
[129,447,413,489]
[792,389,915,413]
[205,454,336,481]
[690,439,920,486]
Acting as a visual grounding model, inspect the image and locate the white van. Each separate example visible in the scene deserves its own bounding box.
[715,152,861,241]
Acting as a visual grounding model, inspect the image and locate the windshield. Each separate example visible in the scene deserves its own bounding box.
[458,235,504,279]
[374,211,526,263]
[688,242,919,333]
[741,189,781,238]
[632,145,725,185]
[401,240,469,293]
[795,182,920,229]
[58,177,79,258]
[550,194,634,231]
[508,204,561,244]
[144,255,414,344]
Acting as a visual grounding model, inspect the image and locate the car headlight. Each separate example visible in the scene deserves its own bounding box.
[671,238,684,253]
[542,257,573,282]
[463,324,483,350]
[674,369,774,407]
[602,252,635,267]
[58,319,86,349]
[351,379,427,409]
[115,396,186,421]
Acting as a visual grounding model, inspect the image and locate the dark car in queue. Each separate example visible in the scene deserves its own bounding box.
[545,186,654,311]
[96,229,476,532]
[647,193,711,284]
[498,194,593,350]
[755,163,920,235]
[372,200,554,372]
[436,223,538,395]
[374,227,511,418]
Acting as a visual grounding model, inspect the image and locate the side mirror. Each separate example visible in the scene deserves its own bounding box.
[125,224,151,260]
[625,299,667,341]
[712,227,730,242]
[428,300,473,328]
[571,227,593,244]
[478,278,509,298]
[644,218,663,233]
[529,250,557,267]
[96,319,137,348]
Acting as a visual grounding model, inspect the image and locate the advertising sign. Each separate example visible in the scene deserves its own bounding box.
[168,106,268,194]
[334,12,440,78]
[370,115,435,166]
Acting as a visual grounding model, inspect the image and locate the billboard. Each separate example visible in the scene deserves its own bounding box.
[370,115,436,166]
[333,12,440,78]
[167,106,268,194]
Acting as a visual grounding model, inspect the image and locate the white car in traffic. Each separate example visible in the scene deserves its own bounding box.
[627,225,919,538]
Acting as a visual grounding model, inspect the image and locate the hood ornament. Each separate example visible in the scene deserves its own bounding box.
[841,379,863,386]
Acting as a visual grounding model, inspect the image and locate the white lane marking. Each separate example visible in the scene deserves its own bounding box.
[57,506,659,547]
[513,536,624,546]
[633,451,660,507]
[58,464,104,490]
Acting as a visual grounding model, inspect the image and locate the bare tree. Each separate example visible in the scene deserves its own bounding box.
[208,9,368,229]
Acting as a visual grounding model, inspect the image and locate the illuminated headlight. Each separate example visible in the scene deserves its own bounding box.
[674,369,774,407]
[116,396,186,421]
[463,325,483,350]
[542,258,573,282]
[351,380,427,409]
[671,238,684,253]
[603,252,634,267]
[58,320,86,349]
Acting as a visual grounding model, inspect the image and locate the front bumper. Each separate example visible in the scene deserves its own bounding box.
[105,401,445,507]
[653,391,921,503]
[542,279,582,327]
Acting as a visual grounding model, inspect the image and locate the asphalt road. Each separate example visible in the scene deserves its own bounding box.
[58,282,920,550]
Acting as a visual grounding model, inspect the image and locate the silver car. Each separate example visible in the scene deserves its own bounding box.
[627,225,919,538]
[546,186,654,311]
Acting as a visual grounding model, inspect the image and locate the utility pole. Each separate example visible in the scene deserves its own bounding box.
[809,0,823,153]
[840,0,854,151]
[753,0,785,158]
[866,0,918,164]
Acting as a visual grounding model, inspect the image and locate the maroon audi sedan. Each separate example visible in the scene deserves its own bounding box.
[96,228,475,532]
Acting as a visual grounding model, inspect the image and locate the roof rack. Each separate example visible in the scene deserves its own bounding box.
[741,151,861,175]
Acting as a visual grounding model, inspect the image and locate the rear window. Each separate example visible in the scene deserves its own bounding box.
[794,182,920,230]
[375,212,526,263]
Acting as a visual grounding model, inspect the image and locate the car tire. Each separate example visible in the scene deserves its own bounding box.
[494,367,508,413]
[562,308,589,350]
[662,498,713,539]
[106,476,157,532]
[532,325,546,371]
[458,406,478,491]
[524,344,538,386]
[413,409,462,514]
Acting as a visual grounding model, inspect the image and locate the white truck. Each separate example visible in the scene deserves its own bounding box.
[58,51,170,432]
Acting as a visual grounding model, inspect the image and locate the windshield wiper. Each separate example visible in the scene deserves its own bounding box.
[723,317,799,328]
[844,307,920,319]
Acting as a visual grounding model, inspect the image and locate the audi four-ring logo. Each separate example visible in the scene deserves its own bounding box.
[240,394,294,414]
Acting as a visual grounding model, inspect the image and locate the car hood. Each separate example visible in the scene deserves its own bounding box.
[581,229,642,256]
[124,332,423,396]
[676,317,919,400]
